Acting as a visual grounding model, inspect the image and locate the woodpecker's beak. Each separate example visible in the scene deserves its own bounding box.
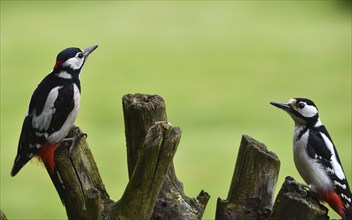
[83,45,98,58]
[270,101,292,112]
[270,100,307,125]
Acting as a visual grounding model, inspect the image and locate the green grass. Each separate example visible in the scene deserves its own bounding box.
[1,1,351,219]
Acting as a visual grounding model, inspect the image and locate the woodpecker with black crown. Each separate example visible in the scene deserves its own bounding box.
[271,98,352,219]
[11,45,98,177]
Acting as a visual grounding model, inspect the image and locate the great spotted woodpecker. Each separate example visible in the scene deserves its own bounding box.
[11,45,98,176]
[271,98,352,219]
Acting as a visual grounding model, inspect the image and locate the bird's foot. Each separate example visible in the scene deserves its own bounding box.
[299,183,310,190]
[298,183,311,197]
[63,133,87,156]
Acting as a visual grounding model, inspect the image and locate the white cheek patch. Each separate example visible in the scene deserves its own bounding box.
[299,103,318,118]
[62,57,84,70]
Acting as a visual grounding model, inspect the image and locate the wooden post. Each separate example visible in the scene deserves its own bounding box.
[122,94,167,177]
[122,93,210,220]
[216,135,280,220]
[52,126,114,220]
[42,93,209,219]
[50,122,183,220]
[269,176,329,220]
[113,122,181,220]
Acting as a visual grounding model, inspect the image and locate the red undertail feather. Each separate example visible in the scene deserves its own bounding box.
[318,191,346,218]
[37,142,59,174]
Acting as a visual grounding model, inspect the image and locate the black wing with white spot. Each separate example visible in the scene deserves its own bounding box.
[11,74,76,176]
[307,126,352,210]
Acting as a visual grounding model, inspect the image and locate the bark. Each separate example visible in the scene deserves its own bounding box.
[44,93,209,220]
[269,176,329,220]
[216,135,281,220]
[122,93,210,220]
[112,122,181,220]
[50,122,181,220]
[51,126,114,220]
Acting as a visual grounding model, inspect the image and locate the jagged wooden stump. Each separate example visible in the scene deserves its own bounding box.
[112,122,181,219]
[269,176,329,220]
[52,126,113,220]
[50,122,181,220]
[216,135,280,220]
[122,93,210,220]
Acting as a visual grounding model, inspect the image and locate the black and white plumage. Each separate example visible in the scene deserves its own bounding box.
[11,45,98,176]
[271,98,352,219]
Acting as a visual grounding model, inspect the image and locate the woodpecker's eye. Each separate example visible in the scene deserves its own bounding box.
[77,52,83,59]
[297,102,305,109]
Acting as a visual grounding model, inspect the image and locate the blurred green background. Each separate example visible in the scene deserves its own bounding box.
[1,1,351,219]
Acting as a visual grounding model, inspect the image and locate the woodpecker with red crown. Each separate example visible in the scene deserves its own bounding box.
[271,98,352,219]
[11,45,98,177]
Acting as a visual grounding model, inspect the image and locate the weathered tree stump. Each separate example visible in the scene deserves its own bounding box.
[112,121,181,220]
[269,176,329,220]
[122,93,210,220]
[50,122,181,220]
[44,93,208,219]
[216,135,280,220]
[52,126,113,220]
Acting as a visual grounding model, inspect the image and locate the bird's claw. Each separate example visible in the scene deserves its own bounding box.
[301,184,310,190]
[298,183,310,197]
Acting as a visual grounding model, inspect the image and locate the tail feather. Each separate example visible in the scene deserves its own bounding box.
[11,142,59,176]
[345,207,352,220]
[37,142,59,174]
[10,154,31,176]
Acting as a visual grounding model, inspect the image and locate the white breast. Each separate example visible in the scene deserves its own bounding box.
[47,84,80,143]
[293,126,333,192]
